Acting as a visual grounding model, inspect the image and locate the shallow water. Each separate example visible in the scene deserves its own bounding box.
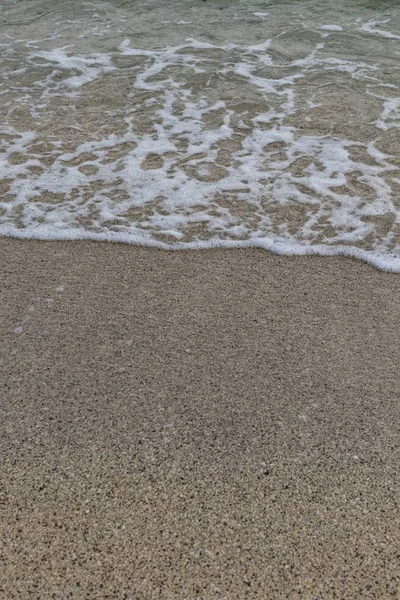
[1,0,399,269]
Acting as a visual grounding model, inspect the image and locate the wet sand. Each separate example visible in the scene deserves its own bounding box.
[1,238,400,599]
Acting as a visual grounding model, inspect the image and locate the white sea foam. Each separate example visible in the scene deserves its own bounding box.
[0,0,400,270]
[30,47,115,93]
[319,24,343,31]
[359,19,400,40]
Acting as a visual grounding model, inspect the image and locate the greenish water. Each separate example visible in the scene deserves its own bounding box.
[0,0,399,269]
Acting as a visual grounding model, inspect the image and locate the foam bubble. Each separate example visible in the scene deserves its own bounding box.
[319,24,343,32]
[359,20,400,40]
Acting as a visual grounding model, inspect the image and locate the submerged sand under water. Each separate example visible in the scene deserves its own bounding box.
[0,0,400,268]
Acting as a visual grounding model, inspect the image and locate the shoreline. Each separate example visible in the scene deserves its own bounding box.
[1,238,400,599]
[2,231,400,273]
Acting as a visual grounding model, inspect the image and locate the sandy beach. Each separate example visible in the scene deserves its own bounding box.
[1,0,400,596]
[1,238,399,598]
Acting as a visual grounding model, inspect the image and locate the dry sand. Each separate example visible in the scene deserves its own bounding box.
[1,238,400,599]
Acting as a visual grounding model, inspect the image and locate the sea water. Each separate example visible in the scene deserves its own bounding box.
[0,0,399,270]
